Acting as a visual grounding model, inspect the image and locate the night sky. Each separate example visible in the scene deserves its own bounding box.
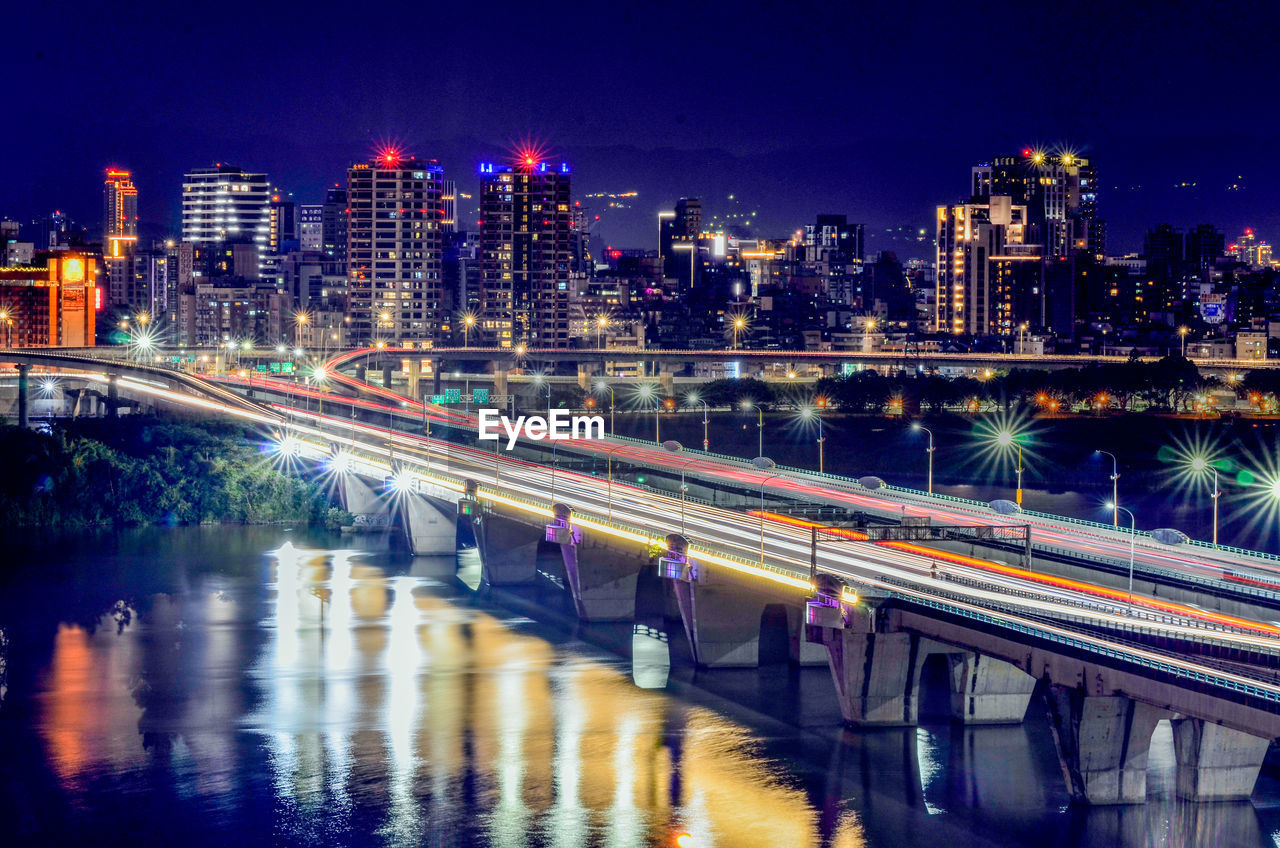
[5,0,1279,256]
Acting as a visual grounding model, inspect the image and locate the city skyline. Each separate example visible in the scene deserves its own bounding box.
[4,1,1280,252]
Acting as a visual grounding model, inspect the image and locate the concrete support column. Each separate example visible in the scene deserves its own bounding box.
[16,363,29,428]
[577,363,592,390]
[400,490,457,555]
[381,363,393,389]
[948,653,1037,724]
[493,368,509,398]
[545,503,652,621]
[406,358,421,401]
[1045,687,1167,805]
[658,370,674,396]
[107,375,119,418]
[1172,718,1269,802]
[355,364,367,383]
[656,534,701,663]
[338,473,390,530]
[432,360,442,396]
[809,628,924,726]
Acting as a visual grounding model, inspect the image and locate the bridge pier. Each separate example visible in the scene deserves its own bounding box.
[493,368,508,398]
[658,370,674,396]
[433,360,442,396]
[107,375,119,418]
[545,503,651,620]
[1045,687,1168,805]
[337,472,391,531]
[806,586,1035,726]
[381,363,393,388]
[1172,717,1269,802]
[16,363,29,427]
[405,358,421,401]
[399,491,459,556]
[949,652,1038,724]
[659,547,821,668]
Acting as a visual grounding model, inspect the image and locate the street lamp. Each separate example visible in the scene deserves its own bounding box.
[595,314,610,348]
[1189,456,1222,548]
[1178,325,1189,357]
[995,429,1024,506]
[742,399,764,457]
[594,379,615,435]
[461,311,476,347]
[912,422,935,494]
[1095,450,1120,527]
[663,440,687,533]
[0,309,11,347]
[686,391,710,451]
[752,456,777,565]
[1017,322,1029,354]
[636,383,661,442]
[731,314,749,350]
[800,404,826,473]
[1106,502,1138,611]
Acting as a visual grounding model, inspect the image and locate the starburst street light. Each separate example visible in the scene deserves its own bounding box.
[634,382,662,442]
[685,390,711,451]
[728,311,751,350]
[459,310,477,347]
[978,416,1034,506]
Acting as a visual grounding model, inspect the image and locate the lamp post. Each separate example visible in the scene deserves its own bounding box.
[1108,503,1137,611]
[912,422,934,494]
[800,405,826,473]
[0,310,11,347]
[732,315,747,350]
[294,312,308,348]
[1190,457,1221,548]
[663,440,687,533]
[596,314,609,349]
[595,381,615,435]
[463,312,475,348]
[1178,325,1189,357]
[1095,450,1120,527]
[743,400,764,457]
[1017,322,1029,355]
[752,456,777,565]
[686,395,709,451]
[995,430,1024,506]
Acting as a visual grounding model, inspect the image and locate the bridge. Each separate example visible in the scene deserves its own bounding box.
[6,345,1280,807]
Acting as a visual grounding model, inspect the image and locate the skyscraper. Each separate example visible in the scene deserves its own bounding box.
[478,157,573,348]
[103,169,138,247]
[442,180,458,234]
[181,164,271,274]
[345,151,444,345]
[971,149,1101,260]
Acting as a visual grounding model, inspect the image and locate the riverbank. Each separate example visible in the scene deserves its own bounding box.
[0,416,336,529]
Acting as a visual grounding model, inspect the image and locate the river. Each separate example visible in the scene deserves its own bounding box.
[1,526,1278,847]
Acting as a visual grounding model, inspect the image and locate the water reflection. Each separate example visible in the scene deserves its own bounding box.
[246,540,851,847]
[8,529,1280,846]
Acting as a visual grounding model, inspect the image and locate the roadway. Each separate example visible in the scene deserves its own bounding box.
[265,356,1280,590]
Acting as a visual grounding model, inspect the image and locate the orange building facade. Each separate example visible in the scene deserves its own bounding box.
[0,254,99,347]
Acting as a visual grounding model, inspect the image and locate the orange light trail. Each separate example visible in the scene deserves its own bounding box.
[749,511,1280,637]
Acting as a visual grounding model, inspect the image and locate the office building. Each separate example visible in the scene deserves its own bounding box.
[478,158,573,348]
[442,180,458,234]
[321,188,348,275]
[180,165,272,271]
[345,151,444,345]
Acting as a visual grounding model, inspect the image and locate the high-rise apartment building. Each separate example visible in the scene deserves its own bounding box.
[103,169,138,248]
[935,196,1042,335]
[478,159,573,348]
[180,165,271,273]
[345,152,444,345]
[442,180,458,234]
